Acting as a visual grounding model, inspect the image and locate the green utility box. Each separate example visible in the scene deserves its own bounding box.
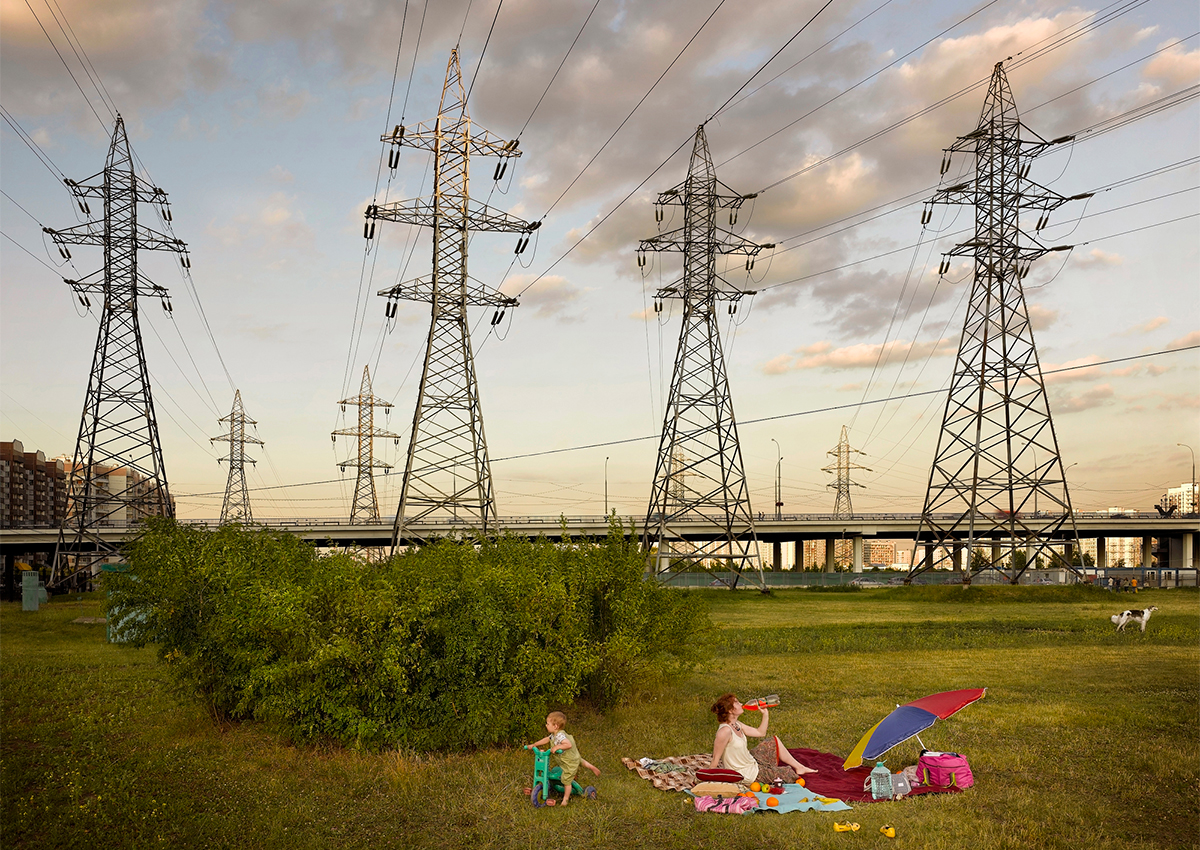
[21,570,41,612]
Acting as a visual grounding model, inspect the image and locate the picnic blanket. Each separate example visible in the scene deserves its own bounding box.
[624,750,963,802]
[620,754,712,792]
[747,784,852,813]
[785,748,962,803]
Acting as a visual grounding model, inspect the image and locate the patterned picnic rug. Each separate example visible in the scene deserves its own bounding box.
[620,754,712,792]
[624,749,963,802]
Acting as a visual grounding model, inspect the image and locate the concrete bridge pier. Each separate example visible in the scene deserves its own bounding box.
[1096,536,1107,570]
[852,536,863,573]
[824,537,835,572]
[772,540,782,571]
[1142,536,1153,568]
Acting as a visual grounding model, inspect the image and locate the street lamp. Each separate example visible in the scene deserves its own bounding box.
[771,439,783,521]
[604,456,609,517]
[1178,443,1196,516]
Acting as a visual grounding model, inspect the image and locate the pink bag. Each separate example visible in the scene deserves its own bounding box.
[693,794,758,814]
[917,751,973,788]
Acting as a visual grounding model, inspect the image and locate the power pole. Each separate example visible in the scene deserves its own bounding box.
[910,62,1088,585]
[368,49,537,544]
[823,425,869,519]
[640,124,773,589]
[332,366,398,524]
[46,115,188,588]
[210,390,262,524]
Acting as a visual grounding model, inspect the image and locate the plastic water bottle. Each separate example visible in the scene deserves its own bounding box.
[870,762,893,799]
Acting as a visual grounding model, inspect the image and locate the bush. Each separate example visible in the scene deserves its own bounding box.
[106,518,706,751]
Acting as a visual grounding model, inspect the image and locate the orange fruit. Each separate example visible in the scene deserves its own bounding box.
[750,782,761,792]
[766,796,779,807]
[797,777,806,787]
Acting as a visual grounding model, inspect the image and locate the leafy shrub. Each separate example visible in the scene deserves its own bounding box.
[106,518,706,751]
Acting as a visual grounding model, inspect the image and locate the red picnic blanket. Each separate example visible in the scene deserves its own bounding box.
[787,749,962,803]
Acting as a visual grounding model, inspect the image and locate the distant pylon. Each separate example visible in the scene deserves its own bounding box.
[910,62,1089,585]
[640,124,774,589]
[823,425,870,518]
[368,49,538,544]
[46,115,189,588]
[210,390,262,524]
[332,366,399,524]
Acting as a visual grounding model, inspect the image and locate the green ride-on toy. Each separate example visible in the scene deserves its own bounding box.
[524,745,597,807]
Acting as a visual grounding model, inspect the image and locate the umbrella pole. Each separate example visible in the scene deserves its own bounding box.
[915,733,928,752]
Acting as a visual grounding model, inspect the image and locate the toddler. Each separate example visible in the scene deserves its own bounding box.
[527,711,601,806]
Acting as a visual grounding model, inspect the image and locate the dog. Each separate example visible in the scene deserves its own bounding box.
[1111,606,1159,632]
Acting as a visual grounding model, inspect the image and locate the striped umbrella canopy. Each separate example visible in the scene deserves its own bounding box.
[843,688,986,770]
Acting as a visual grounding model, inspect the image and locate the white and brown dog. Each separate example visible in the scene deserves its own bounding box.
[1111,606,1159,632]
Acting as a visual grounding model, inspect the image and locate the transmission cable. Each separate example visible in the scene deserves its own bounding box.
[539,0,728,221]
[516,0,603,139]
[464,0,504,104]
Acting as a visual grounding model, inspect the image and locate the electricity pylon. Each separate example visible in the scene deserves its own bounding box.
[823,425,869,518]
[332,366,399,524]
[368,49,537,545]
[910,62,1089,585]
[46,114,188,588]
[640,124,773,589]
[210,390,262,524]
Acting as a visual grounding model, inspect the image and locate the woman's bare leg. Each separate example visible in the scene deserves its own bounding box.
[775,736,817,775]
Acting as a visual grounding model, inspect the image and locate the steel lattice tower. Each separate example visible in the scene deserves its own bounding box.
[823,425,869,518]
[640,125,773,589]
[332,366,399,524]
[368,49,536,544]
[910,62,1089,585]
[210,390,262,524]
[47,115,187,587]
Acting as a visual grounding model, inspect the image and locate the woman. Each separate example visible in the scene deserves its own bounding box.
[708,693,817,785]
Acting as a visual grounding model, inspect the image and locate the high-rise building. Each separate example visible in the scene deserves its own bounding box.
[1161,482,1198,515]
[1,441,67,528]
[1,440,69,600]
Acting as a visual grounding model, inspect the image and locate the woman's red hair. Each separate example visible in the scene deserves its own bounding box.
[710,693,737,723]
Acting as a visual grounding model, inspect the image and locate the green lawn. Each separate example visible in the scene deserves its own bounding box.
[3,586,1197,849]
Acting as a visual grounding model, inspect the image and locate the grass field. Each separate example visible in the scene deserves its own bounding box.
[3,585,1197,849]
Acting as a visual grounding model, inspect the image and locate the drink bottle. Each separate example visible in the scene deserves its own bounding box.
[742,694,780,711]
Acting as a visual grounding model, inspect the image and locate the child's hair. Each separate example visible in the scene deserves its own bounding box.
[711,693,737,723]
[547,711,567,729]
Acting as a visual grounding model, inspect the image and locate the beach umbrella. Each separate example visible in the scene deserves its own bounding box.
[842,688,986,770]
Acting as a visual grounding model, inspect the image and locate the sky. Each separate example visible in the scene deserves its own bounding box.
[1,0,1198,523]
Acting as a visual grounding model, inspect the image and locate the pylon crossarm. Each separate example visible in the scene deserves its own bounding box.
[640,230,769,257]
[369,198,536,234]
[382,121,520,159]
[377,275,518,308]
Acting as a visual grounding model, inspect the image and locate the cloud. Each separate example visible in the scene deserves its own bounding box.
[0,0,227,129]
[1073,248,1123,269]
[1043,356,1103,384]
[1156,392,1200,411]
[1143,42,1200,88]
[763,337,955,373]
[1121,316,1168,336]
[1054,383,1114,413]
[205,191,318,265]
[501,274,583,320]
[1168,330,1200,349]
[1027,303,1059,331]
[256,78,312,121]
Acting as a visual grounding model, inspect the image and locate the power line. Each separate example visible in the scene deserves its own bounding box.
[516,0,603,139]
[187,344,1196,496]
[540,0,728,220]
[464,0,504,104]
[705,0,836,122]
[20,0,107,131]
[751,0,1154,194]
[719,0,1004,170]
